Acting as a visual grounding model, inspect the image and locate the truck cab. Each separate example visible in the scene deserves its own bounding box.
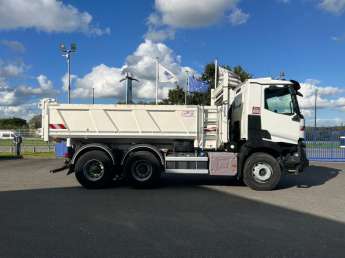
[233,78,304,144]
[230,78,308,180]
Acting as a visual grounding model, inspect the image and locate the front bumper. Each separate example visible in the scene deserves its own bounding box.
[282,141,309,174]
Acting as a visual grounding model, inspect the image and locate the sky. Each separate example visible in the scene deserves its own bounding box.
[0,0,345,126]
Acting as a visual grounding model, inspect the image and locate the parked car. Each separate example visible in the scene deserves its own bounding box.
[0,130,17,140]
[36,128,42,137]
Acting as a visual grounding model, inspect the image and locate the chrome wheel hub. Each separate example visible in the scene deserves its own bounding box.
[83,159,105,182]
[252,162,273,183]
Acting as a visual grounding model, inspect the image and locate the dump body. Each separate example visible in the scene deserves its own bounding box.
[41,100,226,150]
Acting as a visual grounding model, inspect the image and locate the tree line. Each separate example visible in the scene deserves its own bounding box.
[0,115,41,130]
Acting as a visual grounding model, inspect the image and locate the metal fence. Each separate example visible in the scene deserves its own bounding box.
[305,128,345,161]
[0,128,54,154]
[13,129,40,138]
[0,145,55,153]
[2,128,345,161]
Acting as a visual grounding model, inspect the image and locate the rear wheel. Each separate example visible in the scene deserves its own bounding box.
[75,150,115,189]
[243,152,281,191]
[125,151,162,188]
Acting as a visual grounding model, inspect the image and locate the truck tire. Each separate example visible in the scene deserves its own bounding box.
[75,150,115,189]
[243,152,281,191]
[125,151,162,188]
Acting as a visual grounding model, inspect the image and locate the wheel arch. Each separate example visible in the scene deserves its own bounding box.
[71,143,116,166]
[238,143,282,180]
[121,144,164,167]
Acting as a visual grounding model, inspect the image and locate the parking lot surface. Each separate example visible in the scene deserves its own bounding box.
[0,159,344,257]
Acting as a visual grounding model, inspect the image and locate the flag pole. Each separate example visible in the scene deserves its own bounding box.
[214,59,218,89]
[155,57,159,105]
[185,70,189,105]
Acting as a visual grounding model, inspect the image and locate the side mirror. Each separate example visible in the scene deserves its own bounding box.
[292,114,300,122]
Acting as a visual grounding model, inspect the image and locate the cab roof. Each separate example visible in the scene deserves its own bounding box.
[248,77,294,85]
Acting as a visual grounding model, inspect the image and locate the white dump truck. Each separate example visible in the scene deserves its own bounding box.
[40,68,308,190]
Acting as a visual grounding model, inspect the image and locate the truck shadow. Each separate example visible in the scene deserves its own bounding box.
[159,174,243,188]
[278,165,341,189]
[155,164,341,190]
[0,185,344,257]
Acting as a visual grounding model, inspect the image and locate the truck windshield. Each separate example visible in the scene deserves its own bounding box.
[264,86,299,115]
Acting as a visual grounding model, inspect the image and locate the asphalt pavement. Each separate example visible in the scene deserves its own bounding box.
[0,158,344,258]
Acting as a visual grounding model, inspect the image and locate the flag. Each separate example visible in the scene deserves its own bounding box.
[218,66,241,87]
[159,64,178,83]
[189,76,209,93]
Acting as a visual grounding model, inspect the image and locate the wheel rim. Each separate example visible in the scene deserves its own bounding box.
[83,159,105,182]
[252,162,273,183]
[132,161,153,182]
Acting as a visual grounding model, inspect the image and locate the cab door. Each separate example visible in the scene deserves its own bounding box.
[261,85,301,144]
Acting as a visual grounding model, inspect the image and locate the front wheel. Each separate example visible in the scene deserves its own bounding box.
[243,153,281,191]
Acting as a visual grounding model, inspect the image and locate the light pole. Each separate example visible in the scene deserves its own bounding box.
[155,57,159,105]
[185,70,189,105]
[60,43,77,104]
[314,89,318,129]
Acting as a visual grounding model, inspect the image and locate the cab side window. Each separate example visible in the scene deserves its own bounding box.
[264,87,293,115]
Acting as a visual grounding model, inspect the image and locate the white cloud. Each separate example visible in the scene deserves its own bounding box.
[146,0,248,41]
[301,80,344,98]
[0,59,55,117]
[0,0,110,35]
[315,118,343,126]
[0,40,25,53]
[0,90,16,106]
[16,75,57,97]
[145,28,176,42]
[0,75,58,107]
[69,65,125,99]
[298,80,345,110]
[0,103,38,119]
[301,109,313,118]
[228,8,250,26]
[0,62,25,78]
[0,64,23,77]
[154,0,239,28]
[145,13,176,41]
[319,0,345,14]
[304,116,344,126]
[67,40,194,101]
